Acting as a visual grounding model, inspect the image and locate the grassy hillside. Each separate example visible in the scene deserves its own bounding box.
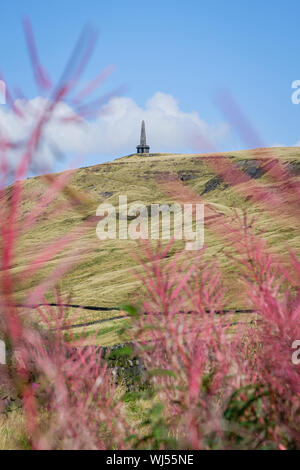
[5,146,300,344]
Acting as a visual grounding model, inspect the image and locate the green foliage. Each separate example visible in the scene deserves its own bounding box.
[129,402,177,450]
[120,304,138,317]
[108,344,133,360]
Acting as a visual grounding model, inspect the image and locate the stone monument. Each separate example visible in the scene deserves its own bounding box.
[136,120,150,154]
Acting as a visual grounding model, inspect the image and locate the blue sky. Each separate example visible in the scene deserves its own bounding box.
[1,0,300,172]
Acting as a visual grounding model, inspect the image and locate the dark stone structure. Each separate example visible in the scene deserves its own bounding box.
[136,120,150,154]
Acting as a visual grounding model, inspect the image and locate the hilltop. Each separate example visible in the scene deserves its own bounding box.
[6,146,300,344]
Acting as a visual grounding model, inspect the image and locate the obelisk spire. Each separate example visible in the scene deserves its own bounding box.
[136,120,150,154]
[140,120,146,146]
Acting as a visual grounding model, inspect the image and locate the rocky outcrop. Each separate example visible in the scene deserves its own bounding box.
[201,175,224,195]
[235,159,266,179]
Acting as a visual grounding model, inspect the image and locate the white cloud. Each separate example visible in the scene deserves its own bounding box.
[0,92,230,175]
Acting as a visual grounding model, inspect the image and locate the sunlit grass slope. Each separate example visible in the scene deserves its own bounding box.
[5,147,300,344]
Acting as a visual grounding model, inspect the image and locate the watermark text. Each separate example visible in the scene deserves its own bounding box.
[96,196,204,251]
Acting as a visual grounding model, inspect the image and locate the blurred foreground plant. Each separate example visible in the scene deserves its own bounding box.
[0,20,299,450]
